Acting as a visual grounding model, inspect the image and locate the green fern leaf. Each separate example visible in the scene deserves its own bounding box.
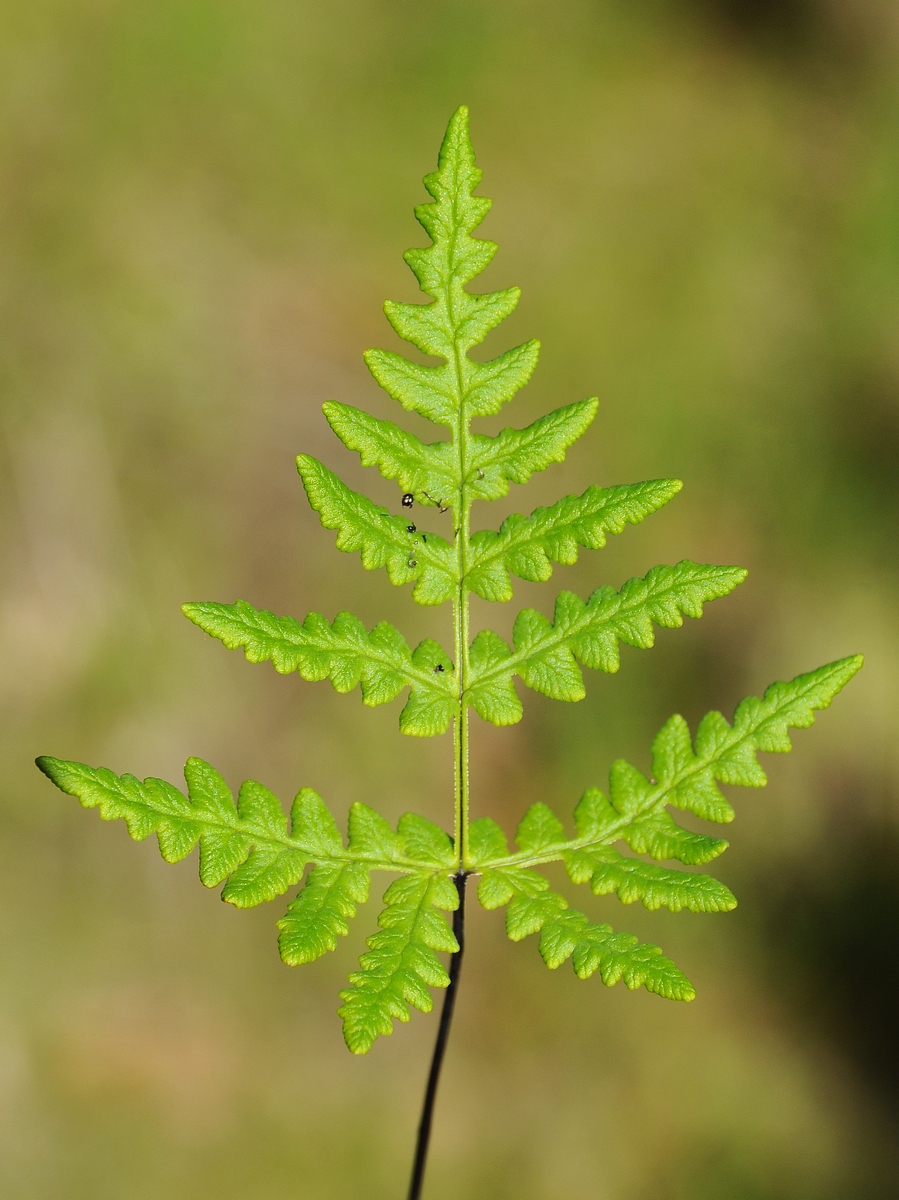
[277,861,372,965]
[363,340,542,428]
[338,872,459,1054]
[182,600,455,736]
[465,398,599,502]
[564,845,735,912]
[297,454,455,604]
[38,754,464,1051]
[471,657,862,901]
[467,816,510,865]
[538,909,695,998]
[36,107,864,1071]
[325,398,598,513]
[466,479,683,602]
[34,755,425,891]
[397,812,457,869]
[476,866,694,1000]
[574,789,728,865]
[35,755,310,901]
[599,655,865,836]
[362,349,454,429]
[363,107,538,429]
[467,561,746,720]
[322,402,458,507]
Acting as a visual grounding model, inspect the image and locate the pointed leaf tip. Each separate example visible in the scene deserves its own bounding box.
[35,754,58,779]
[447,105,470,133]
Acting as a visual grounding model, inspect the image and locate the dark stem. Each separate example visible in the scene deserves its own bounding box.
[406,872,467,1200]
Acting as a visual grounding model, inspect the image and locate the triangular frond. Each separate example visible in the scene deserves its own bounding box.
[36,109,864,1055]
[363,107,538,429]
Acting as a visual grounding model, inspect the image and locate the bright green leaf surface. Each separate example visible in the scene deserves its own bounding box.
[564,845,736,912]
[338,873,459,1054]
[37,755,462,1052]
[470,659,862,931]
[277,862,372,966]
[477,866,694,1000]
[322,402,458,508]
[182,600,455,736]
[297,454,455,604]
[467,561,746,721]
[465,398,599,502]
[36,107,864,1054]
[466,478,683,602]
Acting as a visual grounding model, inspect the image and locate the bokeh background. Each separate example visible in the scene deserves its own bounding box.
[2,2,898,1197]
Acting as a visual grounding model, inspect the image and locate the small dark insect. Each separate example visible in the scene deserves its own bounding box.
[408,558,417,568]
[423,492,449,514]
[402,493,414,508]
[422,534,427,543]
[406,524,416,533]
[434,664,445,673]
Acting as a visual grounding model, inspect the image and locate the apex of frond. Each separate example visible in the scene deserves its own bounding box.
[440,104,472,159]
[423,106,485,213]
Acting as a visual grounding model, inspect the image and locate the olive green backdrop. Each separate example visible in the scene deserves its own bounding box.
[1,2,898,1197]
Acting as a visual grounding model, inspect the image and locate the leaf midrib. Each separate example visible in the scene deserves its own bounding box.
[465,573,708,691]
[96,774,451,875]
[465,481,675,576]
[223,607,457,698]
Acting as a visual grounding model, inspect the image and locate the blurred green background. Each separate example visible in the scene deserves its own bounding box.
[2,1,898,1197]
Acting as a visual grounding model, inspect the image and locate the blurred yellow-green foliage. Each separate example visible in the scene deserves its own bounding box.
[2,1,898,1197]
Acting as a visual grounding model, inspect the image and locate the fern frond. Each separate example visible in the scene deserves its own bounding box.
[322,402,458,508]
[38,754,463,1052]
[465,398,599,502]
[338,872,460,1054]
[36,108,864,1064]
[363,106,537,429]
[296,455,455,604]
[469,656,863,894]
[467,561,746,721]
[466,479,683,602]
[182,600,455,736]
[476,865,694,1000]
[34,755,437,889]
[277,861,372,965]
